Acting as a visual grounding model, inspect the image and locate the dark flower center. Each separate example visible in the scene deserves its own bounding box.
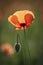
[20,23,26,27]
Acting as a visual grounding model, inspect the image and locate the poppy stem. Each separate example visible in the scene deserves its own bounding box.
[17,33,19,44]
[23,28,31,65]
[16,32,26,65]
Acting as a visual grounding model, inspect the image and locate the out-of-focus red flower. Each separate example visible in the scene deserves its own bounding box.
[8,10,35,30]
[1,43,14,56]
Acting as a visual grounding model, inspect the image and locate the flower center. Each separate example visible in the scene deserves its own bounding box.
[20,23,26,27]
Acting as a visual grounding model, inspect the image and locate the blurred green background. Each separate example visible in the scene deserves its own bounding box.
[0,0,43,65]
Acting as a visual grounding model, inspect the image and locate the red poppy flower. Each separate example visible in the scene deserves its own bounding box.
[1,43,14,56]
[8,10,35,30]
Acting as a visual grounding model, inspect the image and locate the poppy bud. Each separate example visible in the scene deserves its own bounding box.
[15,43,21,53]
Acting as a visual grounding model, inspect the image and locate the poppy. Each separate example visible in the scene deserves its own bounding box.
[8,10,35,30]
[8,10,35,62]
[1,43,14,56]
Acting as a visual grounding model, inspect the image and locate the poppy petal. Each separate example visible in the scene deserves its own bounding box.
[8,15,20,27]
[25,13,34,27]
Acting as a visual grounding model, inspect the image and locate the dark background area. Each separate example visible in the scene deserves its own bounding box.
[0,0,43,21]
